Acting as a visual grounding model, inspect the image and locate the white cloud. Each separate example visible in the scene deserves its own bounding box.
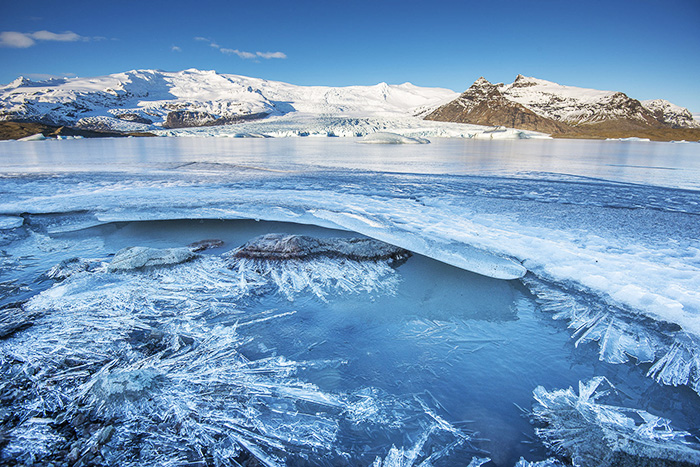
[30,30,82,42]
[220,48,257,59]
[26,72,77,81]
[257,51,286,59]
[0,31,35,48]
[171,45,182,52]
[0,30,89,48]
[194,36,286,60]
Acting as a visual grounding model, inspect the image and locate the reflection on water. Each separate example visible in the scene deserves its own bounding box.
[2,137,700,189]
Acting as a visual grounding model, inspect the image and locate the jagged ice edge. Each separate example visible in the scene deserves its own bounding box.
[522,275,700,396]
[530,376,700,467]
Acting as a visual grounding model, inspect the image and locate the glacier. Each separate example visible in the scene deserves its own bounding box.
[0,68,552,140]
[1,136,700,466]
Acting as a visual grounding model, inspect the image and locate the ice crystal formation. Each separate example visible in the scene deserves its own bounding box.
[0,236,474,466]
[531,377,700,467]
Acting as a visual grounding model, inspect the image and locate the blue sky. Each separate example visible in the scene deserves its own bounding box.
[1,0,699,111]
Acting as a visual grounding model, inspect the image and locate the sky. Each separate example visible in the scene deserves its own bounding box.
[1,0,699,111]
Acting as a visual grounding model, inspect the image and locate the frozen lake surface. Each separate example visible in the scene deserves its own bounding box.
[1,137,699,466]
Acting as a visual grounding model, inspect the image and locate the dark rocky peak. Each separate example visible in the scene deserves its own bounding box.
[511,74,538,88]
[424,77,572,134]
[461,77,503,102]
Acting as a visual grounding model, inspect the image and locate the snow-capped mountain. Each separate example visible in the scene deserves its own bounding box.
[0,69,458,132]
[2,69,697,137]
[642,98,699,129]
[426,75,700,132]
[424,77,571,134]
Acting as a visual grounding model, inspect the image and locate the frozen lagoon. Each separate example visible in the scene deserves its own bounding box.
[1,137,699,466]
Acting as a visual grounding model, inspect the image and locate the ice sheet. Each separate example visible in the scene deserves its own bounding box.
[2,138,699,325]
[1,136,700,454]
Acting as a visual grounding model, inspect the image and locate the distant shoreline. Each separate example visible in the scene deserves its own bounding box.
[0,121,155,140]
[1,120,698,143]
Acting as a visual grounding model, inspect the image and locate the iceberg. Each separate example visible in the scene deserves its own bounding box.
[358,132,430,144]
[17,133,46,142]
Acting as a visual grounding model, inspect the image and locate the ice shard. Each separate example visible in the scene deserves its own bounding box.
[531,377,700,467]
[523,275,700,396]
[0,238,466,466]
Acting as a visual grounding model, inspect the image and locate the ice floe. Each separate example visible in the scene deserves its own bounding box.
[0,216,23,230]
[107,246,199,271]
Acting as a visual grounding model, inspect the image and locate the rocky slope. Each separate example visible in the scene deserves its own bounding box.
[424,77,571,134]
[425,75,700,136]
[0,69,457,133]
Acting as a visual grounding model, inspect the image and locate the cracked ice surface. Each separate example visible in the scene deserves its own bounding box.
[2,137,700,464]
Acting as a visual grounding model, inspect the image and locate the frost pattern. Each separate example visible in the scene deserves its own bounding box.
[646,333,700,394]
[531,377,700,467]
[226,256,400,301]
[0,253,470,466]
[523,275,700,395]
[513,458,566,467]
[370,413,475,467]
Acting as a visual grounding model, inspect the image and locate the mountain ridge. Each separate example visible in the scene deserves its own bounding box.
[425,75,699,136]
[1,69,697,140]
[0,68,458,133]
